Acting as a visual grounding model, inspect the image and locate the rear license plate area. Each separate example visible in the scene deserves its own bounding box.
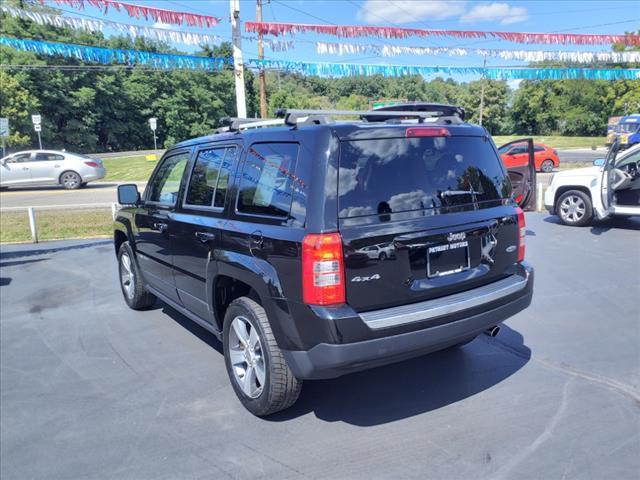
[427,241,470,278]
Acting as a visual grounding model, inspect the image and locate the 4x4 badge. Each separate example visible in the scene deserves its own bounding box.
[352,274,381,283]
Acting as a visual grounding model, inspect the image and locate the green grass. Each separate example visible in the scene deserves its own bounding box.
[492,136,604,149]
[102,155,157,182]
[1,208,113,243]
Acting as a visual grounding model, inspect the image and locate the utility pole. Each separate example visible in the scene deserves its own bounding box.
[256,0,268,119]
[478,56,487,127]
[230,0,247,118]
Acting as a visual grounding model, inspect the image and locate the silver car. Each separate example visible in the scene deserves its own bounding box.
[0,150,106,189]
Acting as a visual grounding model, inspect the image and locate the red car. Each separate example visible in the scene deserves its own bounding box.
[498,142,559,173]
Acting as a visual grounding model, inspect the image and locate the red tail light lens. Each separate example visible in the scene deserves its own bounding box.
[405,127,451,138]
[516,207,526,262]
[302,233,345,305]
[84,161,100,168]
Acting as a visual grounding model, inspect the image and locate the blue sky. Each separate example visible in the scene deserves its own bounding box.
[47,0,640,83]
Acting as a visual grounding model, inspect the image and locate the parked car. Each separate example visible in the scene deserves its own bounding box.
[498,142,559,173]
[544,143,640,226]
[607,113,640,150]
[0,150,105,189]
[113,104,535,416]
[357,242,395,260]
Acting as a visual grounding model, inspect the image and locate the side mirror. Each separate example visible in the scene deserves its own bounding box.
[117,184,140,206]
[593,158,605,167]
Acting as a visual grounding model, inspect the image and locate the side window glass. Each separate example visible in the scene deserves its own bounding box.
[35,153,64,161]
[237,143,299,218]
[185,148,225,207]
[534,146,545,152]
[184,147,236,208]
[11,153,31,163]
[214,148,234,208]
[147,152,189,205]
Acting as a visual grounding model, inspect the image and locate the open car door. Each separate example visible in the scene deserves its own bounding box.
[595,140,620,219]
[499,138,537,211]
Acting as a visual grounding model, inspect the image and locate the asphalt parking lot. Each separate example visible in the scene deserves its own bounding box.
[1,213,639,479]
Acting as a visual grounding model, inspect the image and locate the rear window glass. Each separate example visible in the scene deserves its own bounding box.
[338,136,510,220]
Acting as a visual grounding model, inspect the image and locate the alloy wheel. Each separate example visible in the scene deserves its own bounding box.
[541,160,554,173]
[61,172,80,189]
[559,195,586,223]
[228,316,265,399]
[120,252,135,299]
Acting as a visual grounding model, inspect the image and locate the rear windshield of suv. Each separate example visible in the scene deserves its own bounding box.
[338,136,510,220]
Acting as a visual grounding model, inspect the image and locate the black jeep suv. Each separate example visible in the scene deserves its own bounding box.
[114,105,535,416]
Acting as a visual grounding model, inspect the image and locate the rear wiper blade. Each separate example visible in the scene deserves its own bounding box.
[440,189,480,196]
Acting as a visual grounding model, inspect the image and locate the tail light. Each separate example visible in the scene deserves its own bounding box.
[516,207,526,262]
[84,161,100,168]
[406,127,450,138]
[302,233,345,305]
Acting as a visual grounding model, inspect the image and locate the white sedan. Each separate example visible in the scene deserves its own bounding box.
[0,150,106,190]
[544,144,640,226]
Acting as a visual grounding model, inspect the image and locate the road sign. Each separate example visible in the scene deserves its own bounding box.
[149,118,157,131]
[0,118,8,138]
[31,114,41,125]
[34,124,42,132]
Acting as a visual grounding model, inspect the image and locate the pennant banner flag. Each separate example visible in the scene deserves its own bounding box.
[0,36,230,70]
[2,6,223,46]
[247,58,640,81]
[44,0,221,28]
[315,41,640,64]
[246,21,640,46]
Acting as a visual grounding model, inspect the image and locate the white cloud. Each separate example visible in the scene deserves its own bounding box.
[460,3,529,25]
[357,0,467,25]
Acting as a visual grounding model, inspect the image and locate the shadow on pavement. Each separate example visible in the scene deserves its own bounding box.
[266,325,530,426]
[161,303,223,355]
[158,297,530,426]
[0,240,111,260]
[0,258,49,268]
[543,214,640,233]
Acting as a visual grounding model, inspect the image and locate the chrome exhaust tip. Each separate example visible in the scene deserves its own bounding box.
[484,325,501,337]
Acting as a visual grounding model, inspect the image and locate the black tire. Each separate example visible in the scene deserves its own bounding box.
[60,170,82,189]
[378,252,387,261]
[118,241,156,310]
[223,296,302,416]
[540,159,555,173]
[555,190,593,227]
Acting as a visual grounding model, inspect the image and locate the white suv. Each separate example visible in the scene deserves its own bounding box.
[544,144,640,226]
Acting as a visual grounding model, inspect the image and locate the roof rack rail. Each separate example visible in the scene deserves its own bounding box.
[275,105,464,127]
[367,102,465,122]
[215,117,285,133]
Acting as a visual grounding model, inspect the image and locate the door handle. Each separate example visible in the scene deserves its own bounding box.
[153,222,168,233]
[22,167,29,171]
[54,164,61,168]
[195,231,216,243]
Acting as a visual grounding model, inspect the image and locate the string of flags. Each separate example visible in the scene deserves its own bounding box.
[314,41,640,64]
[0,37,230,71]
[2,5,224,47]
[42,0,221,28]
[246,58,640,81]
[3,36,638,80]
[245,21,640,46]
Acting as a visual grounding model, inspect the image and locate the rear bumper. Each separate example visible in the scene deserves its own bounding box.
[82,167,106,182]
[283,264,533,380]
